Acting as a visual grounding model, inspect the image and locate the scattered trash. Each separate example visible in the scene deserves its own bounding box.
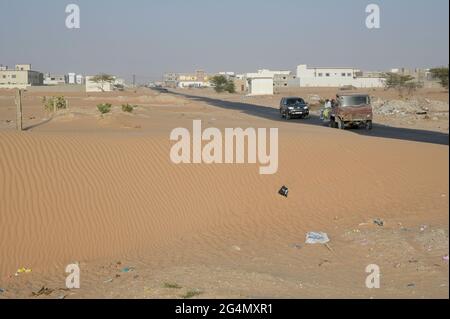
[15,267,32,276]
[32,286,54,297]
[373,218,384,227]
[103,278,113,283]
[318,259,331,267]
[443,255,449,262]
[289,243,302,249]
[407,283,416,288]
[121,267,135,273]
[232,245,241,251]
[278,186,289,197]
[305,232,330,245]
[420,225,428,232]
[0,288,5,293]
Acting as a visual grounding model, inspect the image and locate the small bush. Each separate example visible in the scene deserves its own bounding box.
[97,103,112,114]
[121,104,134,113]
[43,96,67,112]
[163,282,182,289]
[181,290,202,299]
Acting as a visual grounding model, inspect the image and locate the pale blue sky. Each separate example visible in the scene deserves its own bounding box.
[0,0,448,82]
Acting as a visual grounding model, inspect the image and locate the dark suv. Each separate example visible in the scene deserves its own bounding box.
[280,97,309,120]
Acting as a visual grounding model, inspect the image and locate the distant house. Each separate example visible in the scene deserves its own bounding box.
[66,73,77,84]
[163,73,178,88]
[44,73,66,86]
[76,74,84,85]
[0,64,43,89]
[177,70,211,88]
[296,64,384,88]
[246,73,274,96]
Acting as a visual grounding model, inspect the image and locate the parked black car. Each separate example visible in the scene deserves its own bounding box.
[279,97,309,119]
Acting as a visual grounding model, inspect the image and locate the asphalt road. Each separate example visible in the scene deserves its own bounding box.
[169,90,449,146]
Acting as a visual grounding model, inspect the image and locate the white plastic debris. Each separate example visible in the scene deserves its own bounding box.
[305,232,330,244]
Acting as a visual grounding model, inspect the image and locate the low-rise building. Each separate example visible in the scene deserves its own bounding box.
[0,64,44,89]
[246,73,274,95]
[163,73,178,88]
[44,73,66,85]
[296,64,384,88]
[76,74,84,85]
[66,73,77,84]
[177,70,211,88]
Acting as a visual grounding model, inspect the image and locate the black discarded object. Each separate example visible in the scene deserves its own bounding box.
[279,186,289,197]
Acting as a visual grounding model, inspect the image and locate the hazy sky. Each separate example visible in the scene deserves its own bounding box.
[0,0,448,82]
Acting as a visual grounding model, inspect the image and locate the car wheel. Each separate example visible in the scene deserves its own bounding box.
[286,113,291,120]
[338,119,345,129]
[366,120,373,130]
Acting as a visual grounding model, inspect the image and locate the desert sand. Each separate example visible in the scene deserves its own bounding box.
[0,87,448,299]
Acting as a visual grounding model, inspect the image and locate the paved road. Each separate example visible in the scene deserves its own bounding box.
[169,90,449,146]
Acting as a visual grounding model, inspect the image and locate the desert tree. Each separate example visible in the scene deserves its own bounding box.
[382,72,418,97]
[210,75,235,93]
[90,73,115,92]
[429,67,449,90]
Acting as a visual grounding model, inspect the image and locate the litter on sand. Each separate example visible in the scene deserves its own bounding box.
[0,288,5,293]
[305,232,330,244]
[278,186,289,197]
[373,218,384,227]
[121,267,135,273]
[15,267,32,276]
[32,286,54,297]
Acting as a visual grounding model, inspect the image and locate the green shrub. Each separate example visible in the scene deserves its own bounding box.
[121,103,134,113]
[43,96,67,112]
[97,103,112,114]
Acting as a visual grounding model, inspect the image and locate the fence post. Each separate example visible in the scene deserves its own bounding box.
[15,89,23,131]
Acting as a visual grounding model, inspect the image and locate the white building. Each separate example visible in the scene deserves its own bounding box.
[85,76,114,92]
[76,74,84,85]
[296,64,384,88]
[44,74,66,86]
[246,73,274,95]
[67,73,76,84]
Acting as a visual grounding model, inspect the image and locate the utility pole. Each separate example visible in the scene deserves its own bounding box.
[15,89,23,131]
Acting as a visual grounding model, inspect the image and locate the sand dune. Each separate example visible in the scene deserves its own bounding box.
[0,127,447,278]
[0,89,448,298]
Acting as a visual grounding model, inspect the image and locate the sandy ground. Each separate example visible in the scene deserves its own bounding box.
[0,87,448,299]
